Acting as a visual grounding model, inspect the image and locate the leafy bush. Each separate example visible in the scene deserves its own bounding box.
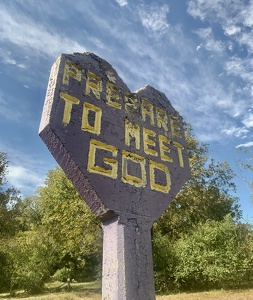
[174,215,253,290]
[153,232,178,293]
[0,249,12,292]
[9,231,56,294]
[53,267,71,282]
[153,215,253,293]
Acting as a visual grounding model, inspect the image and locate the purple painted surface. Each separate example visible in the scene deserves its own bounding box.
[102,215,155,300]
[39,52,191,300]
[39,52,190,221]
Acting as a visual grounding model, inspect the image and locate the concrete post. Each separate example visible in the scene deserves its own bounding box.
[102,215,155,300]
[39,52,191,300]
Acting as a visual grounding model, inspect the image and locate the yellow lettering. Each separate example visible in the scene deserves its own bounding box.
[141,100,155,126]
[156,107,168,132]
[106,82,122,109]
[62,60,82,85]
[173,141,184,168]
[170,115,182,138]
[122,151,146,188]
[81,102,102,135]
[85,70,102,100]
[125,92,139,112]
[159,135,173,162]
[149,160,171,194]
[125,120,140,150]
[59,92,80,125]
[143,128,158,157]
[87,140,118,178]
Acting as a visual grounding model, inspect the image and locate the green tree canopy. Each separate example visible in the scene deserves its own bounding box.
[0,153,21,238]
[153,127,241,239]
[33,166,102,281]
[237,146,253,200]
[174,215,253,290]
[0,152,22,292]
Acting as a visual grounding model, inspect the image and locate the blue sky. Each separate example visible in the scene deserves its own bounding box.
[0,0,252,220]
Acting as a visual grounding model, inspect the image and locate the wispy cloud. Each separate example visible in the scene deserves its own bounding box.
[236,141,253,148]
[0,48,27,68]
[194,27,226,54]
[223,25,241,36]
[222,126,249,138]
[0,3,86,59]
[115,0,128,6]
[242,114,253,128]
[138,3,170,37]
[1,142,56,197]
[185,0,253,144]
[1,0,252,147]
[7,165,42,195]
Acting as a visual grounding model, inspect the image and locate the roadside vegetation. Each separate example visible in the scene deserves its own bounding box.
[0,126,253,296]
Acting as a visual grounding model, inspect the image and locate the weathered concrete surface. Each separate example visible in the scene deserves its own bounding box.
[39,52,190,221]
[102,214,155,300]
[39,52,191,300]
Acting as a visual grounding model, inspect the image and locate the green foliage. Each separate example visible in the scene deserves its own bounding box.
[154,216,253,293]
[33,167,102,282]
[9,230,57,294]
[1,129,252,295]
[0,153,22,292]
[154,127,241,240]
[152,232,177,293]
[0,162,102,293]
[153,128,245,292]
[237,146,253,200]
[53,267,71,282]
[174,216,253,290]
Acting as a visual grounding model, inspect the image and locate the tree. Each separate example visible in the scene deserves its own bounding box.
[33,167,102,281]
[8,230,57,294]
[174,216,253,290]
[237,146,253,201]
[4,166,102,293]
[153,127,243,292]
[0,152,22,292]
[0,153,22,238]
[153,127,241,240]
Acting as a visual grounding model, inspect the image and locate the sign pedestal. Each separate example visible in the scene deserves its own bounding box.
[102,214,155,300]
[39,52,191,300]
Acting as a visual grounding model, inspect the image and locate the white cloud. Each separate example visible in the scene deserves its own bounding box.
[0,0,251,148]
[88,37,105,49]
[238,0,253,27]
[0,48,28,69]
[242,114,253,128]
[196,44,202,51]
[187,0,208,21]
[194,27,226,54]
[195,27,212,39]
[138,4,170,37]
[1,142,56,197]
[7,165,42,194]
[236,141,253,148]
[225,57,253,84]
[222,126,249,138]
[0,4,86,59]
[205,39,225,54]
[223,25,241,36]
[115,0,128,6]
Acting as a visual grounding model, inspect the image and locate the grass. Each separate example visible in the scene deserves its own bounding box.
[1,282,253,300]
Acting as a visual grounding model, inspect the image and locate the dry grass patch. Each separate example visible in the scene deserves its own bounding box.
[157,289,253,300]
[1,283,253,300]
